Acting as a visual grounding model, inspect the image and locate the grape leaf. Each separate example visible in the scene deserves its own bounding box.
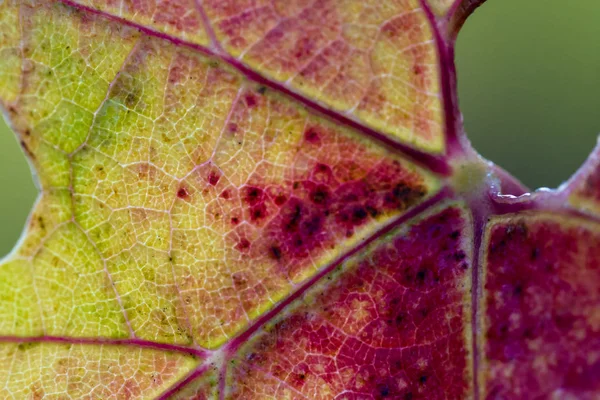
[0,0,597,399]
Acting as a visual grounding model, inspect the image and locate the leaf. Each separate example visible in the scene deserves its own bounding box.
[0,0,597,399]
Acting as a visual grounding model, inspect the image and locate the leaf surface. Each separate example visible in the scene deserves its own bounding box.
[0,0,598,399]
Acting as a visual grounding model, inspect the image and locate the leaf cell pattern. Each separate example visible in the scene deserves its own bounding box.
[0,0,598,399]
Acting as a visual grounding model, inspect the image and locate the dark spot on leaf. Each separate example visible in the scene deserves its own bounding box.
[395,312,405,326]
[304,127,320,143]
[20,140,35,159]
[310,186,329,205]
[530,247,540,260]
[250,205,267,222]
[274,195,287,206]
[352,206,368,223]
[270,246,282,261]
[232,272,247,288]
[244,187,263,205]
[236,238,251,252]
[513,284,523,296]
[378,384,390,397]
[177,187,189,199]
[208,171,221,186]
[125,92,137,107]
[244,93,258,107]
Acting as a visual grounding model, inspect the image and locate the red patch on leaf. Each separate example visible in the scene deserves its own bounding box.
[304,127,321,144]
[230,207,472,399]
[208,171,221,186]
[236,238,251,252]
[177,186,189,199]
[483,216,600,398]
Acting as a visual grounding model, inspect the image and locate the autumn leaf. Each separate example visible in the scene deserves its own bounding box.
[0,0,597,399]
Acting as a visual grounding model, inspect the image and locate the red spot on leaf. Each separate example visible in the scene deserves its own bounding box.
[413,64,425,76]
[274,195,287,206]
[177,187,189,199]
[243,160,427,277]
[304,127,320,144]
[236,238,251,252]
[244,93,258,107]
[208,171,221,186]
[243,186,264,205]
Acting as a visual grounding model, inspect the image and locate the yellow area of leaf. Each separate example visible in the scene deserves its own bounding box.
[172,367,219,399]
[0,1,22,103]
[0,342,197,398]
[75,0,211,46]
[0,0,440,354]
[427,0,457,16]
[568,141,600,216]
[62,0,446,153]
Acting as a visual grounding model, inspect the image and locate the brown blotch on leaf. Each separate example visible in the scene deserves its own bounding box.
[20,140,35,160]
[232,272,248,288]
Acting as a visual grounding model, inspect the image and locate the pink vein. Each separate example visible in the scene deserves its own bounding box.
[155,364,213,400]
[417,0,463,157]
[0,335,209,358]
[192,0,222,51]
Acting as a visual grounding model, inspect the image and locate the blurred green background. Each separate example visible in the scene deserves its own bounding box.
[1,0,599,257]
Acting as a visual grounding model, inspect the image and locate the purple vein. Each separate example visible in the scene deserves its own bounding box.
[418,0,464,158]
[192,0,222,51]
[223,187,453,354]
[0,335,210,358]
[218,357,228,400]
[156,364,212,400]
[468,203,487,400]
[447,0,489,36]
[56,0,452,176]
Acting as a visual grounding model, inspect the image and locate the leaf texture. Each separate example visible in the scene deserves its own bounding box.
[0,0,598,399]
